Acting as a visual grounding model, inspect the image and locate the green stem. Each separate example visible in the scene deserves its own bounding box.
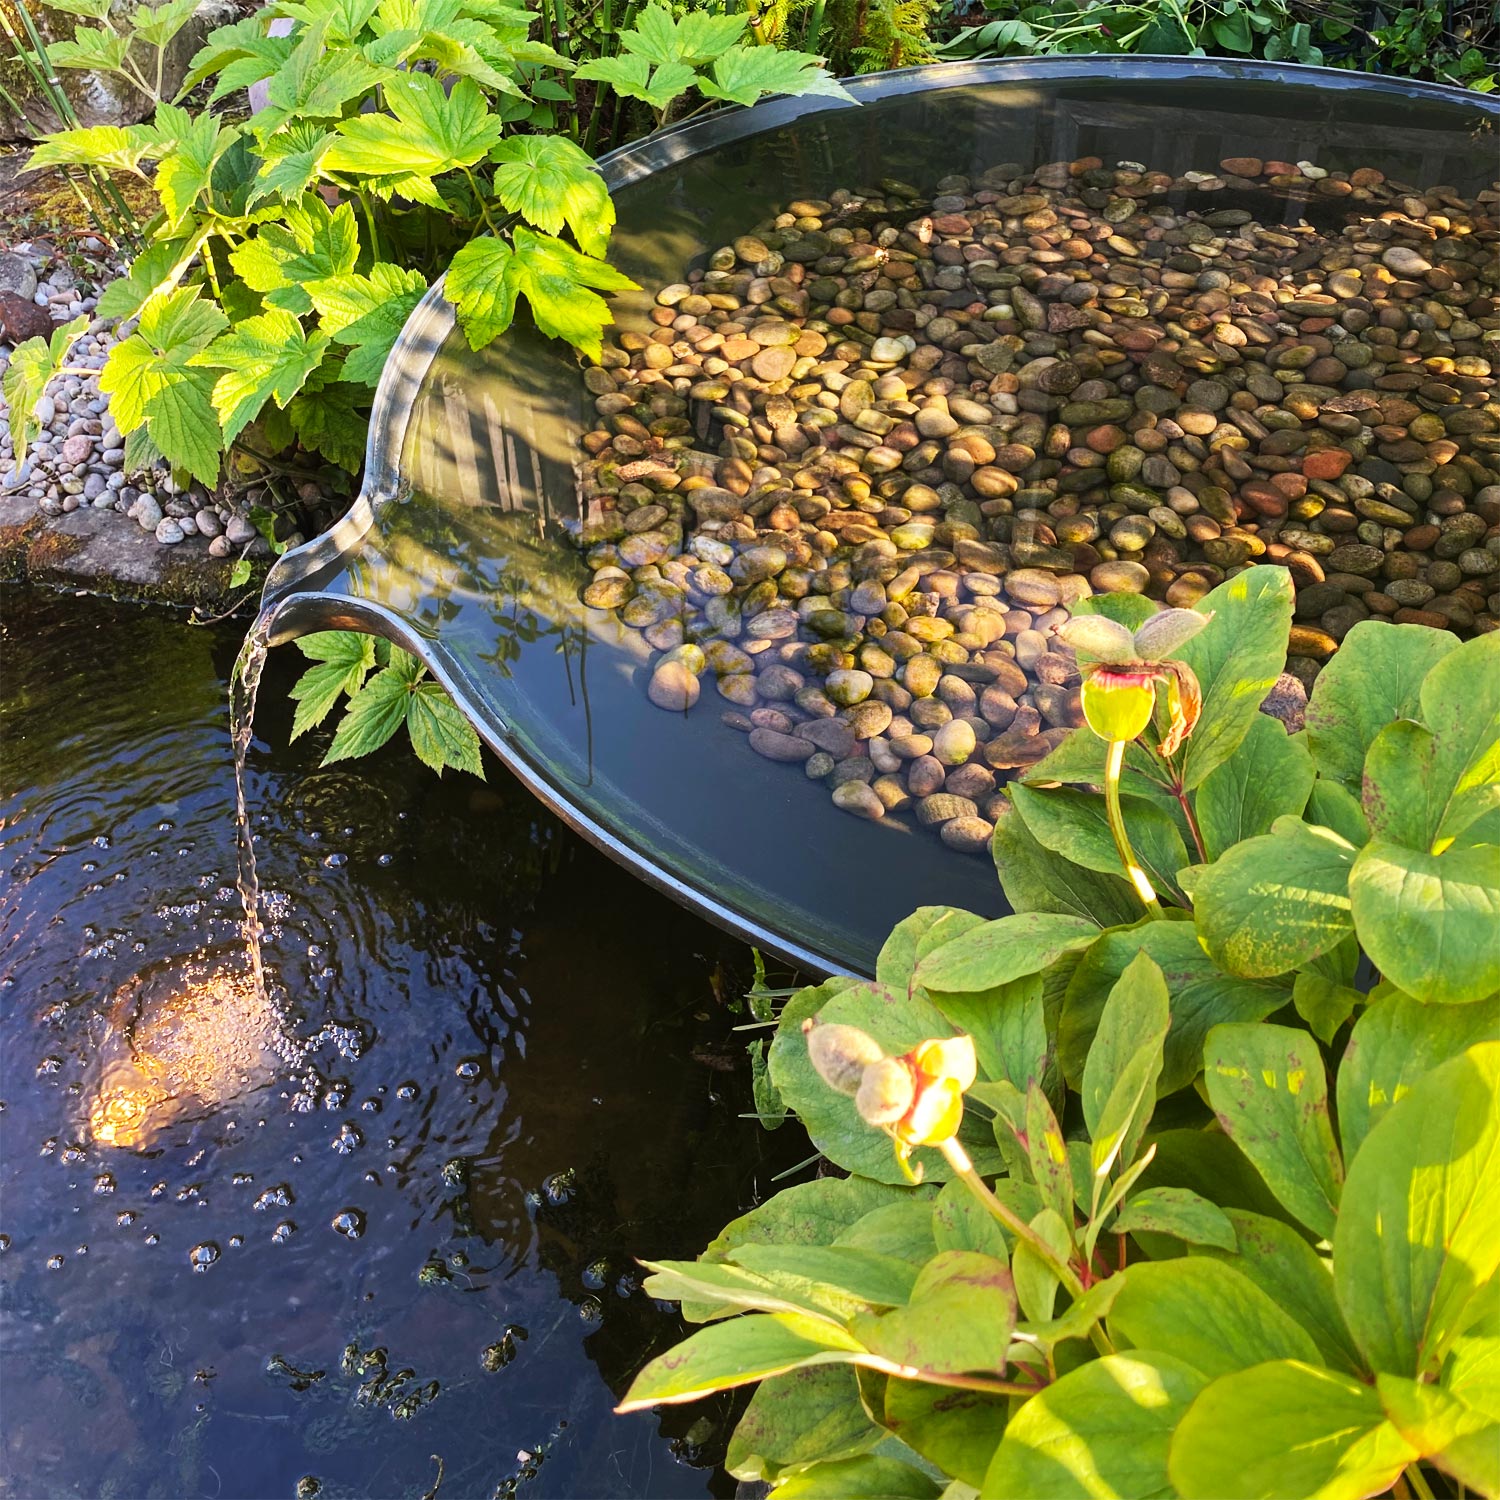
[1105,737,1164,918]
[864,1358,1044,1398]
[942,1140,1082,1300]
[1405,1466,1437,1500]
[460,167,499,234]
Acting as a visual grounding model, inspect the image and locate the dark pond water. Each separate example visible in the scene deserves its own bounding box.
[0,586,806,1499]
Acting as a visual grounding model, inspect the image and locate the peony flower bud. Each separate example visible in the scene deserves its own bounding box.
[912,1035,977,1092]
[856,1057,916,1126]
[1080,667,1160,743]
[1132,608,1211,663]
[803,1020,886,1097]
[1054,614,1137,664]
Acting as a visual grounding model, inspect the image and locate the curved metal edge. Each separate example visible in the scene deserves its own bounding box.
[263,589,847,978]
[261,56,1500,613]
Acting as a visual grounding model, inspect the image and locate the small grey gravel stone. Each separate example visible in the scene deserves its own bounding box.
[155,517,185,544]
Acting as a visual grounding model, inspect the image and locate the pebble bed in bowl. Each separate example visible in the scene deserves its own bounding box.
[573,151,1499,855]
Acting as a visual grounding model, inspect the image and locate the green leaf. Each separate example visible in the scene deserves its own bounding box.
[915,913,1098,994]
[405,680,483,777]
[883,1378,1008,1489]
[1410,631,1500,842]
[489,135,614,258]
[1304,619,1460,793]
[1196,714,1315,861]
[876,906,981,992]
[1020,1081,1075,1230]
[1337,986,1500,1159]
[982,1353,1207,1500]
[45,28,133,76]
[1168,1361,1417,1500]
[749,1037,784,1129]
[255,34,390,130]
[1082,952,1169,1184]
[445,228,637,360]
[990,796,1140,928]
[1349,838,1500,1006]
[324,72,500,181]
[1114,1186,1237,1249]
[332,289,428,387]
[1212,9,1254,48]
[834,1199,940,1266]
[926,973,1046,1097]
[1108,1258,1324,1379]
[704,1175,917,1263]
[230,197,360,315]
[1377,1369,1500,1494]
[1011,1207,1070,1324]
[189,309,330,445]
[287,369,369,471]
[1334,1042,1500,1378]
[851,1251,1016,1378]
[726,1366,880,1483]
[152,104,238,228]
[1172,567,1295,789]
[1192,1209,1362,1374]
[1184,817,1356,978]
[1138,1127,1291,1226]
[618,1,746,62]
[572,53,697,111]
[1008,784,1187,904]
[322,657,416,764]
[932,1178,1009,1262]
[289,630,376,738]
[1292,967,1361,1046]
[131,0,201,47]
[616,1312,861,1411]
[1307,777,1370,847]
[95,235,203,321]
[28,123,158,175]
[249,124,334,205]
[1059,919,1288,1096]
[1203,1022,1343,1239]
[769,981,961,1184]
[1,315,88,469]
[775,1455,941,1499]
[697,44,855,107]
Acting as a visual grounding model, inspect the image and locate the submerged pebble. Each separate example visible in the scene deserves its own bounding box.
[574,153,1499,856]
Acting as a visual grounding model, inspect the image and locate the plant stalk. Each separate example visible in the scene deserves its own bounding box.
[1104,737,1164,917]
[1404,1466,1437,1500]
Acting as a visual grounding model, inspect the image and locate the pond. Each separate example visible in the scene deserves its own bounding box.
[0,586,805,1499]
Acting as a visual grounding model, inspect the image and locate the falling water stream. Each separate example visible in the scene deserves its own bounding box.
[230,614,274,1002]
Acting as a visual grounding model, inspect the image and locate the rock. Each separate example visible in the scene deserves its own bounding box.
[0,253,38,303]
[59,434,92,465]
[131,495,163,530]
[748,727,816,763]
[648,661,700,712]
[831,781,884,820]
[1381,245,1432,277]
[226,514,258,545]
[0,293,53,344]
[940,816,994,854]
[155,517,185,545]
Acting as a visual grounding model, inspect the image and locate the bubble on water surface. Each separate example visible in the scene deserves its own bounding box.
[189,1242,220,1272]
[330,1209,365,1239]
[253,1183,294,1212]
[331,1123,363,1155]
[271,1220,296,1244]
[93,1173,114,1195]
[46,1254,64,1270]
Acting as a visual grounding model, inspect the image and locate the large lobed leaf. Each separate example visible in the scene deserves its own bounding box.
[444,228,638,360]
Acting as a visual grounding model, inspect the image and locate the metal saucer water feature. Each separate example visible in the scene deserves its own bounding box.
[259,59,1498,976]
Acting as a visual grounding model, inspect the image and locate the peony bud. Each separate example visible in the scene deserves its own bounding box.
[912,1035,977,1092]
[803,1020,886,1096]
[1080,667,1160,743]
[1132,607,1211,663]
[856,1057,916,1126]
[1054,614,1137,664]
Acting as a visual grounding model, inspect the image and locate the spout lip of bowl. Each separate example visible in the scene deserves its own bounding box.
[256,590,851,977]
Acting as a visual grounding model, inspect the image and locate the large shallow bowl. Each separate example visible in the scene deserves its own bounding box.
[260,59,1499,976]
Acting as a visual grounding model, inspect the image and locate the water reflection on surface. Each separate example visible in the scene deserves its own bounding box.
[0,588,803,1499]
